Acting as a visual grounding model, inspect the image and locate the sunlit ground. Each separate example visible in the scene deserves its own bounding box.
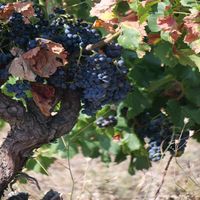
[1,124,200,200]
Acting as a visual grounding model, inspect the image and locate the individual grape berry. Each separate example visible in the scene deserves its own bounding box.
[104,43,122,58]
[28,39,37,50]
[96,115,117,128]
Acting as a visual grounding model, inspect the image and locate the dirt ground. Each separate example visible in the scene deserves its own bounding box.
[1,124,200,200]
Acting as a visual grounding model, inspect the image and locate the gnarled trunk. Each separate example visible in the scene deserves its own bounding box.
[0,91,80,196]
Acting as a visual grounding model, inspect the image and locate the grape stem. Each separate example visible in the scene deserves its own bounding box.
[85,30,121,51]
[154,155,173,200]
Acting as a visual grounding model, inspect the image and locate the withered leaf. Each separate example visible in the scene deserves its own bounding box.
[31,83,56,117]
[13,2,34,18]
[9,56,37,82]
[0,3,15,20]
[22,39,68,78]
[0,2,34,22]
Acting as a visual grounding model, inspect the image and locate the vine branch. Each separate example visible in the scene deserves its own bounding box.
[85,30,121,51]
[0,90,81,196]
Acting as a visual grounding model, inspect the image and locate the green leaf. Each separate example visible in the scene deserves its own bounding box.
[97,134,111,151]
[182,106,200,125]
[80,140,100,158]
[154,42,178,67]
[49,139,79,159]
[178,49,200,70]
[114,148,127,164]
[185,87,200,107]
[133,149,151,170]
[148,13,162,32]
[180,0,198,7]
[118,25,141,50]
[166,100,184,128]
[101,151,111,163]
[109,141,121,155]
[124,88,151,118]
[122,133,141,152]
[148,74,174,93]
[26,156,55,175]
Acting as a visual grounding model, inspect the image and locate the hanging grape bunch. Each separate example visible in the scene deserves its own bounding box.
[0,2,130,116]
[96,115,117,128]
[135,112,190,162]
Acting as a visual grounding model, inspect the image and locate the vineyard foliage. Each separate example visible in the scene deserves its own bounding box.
[1,0,200,175]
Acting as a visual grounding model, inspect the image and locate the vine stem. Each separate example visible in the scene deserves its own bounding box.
[154,155,173,200]
[85,30,121,51]
[61,137,75,200]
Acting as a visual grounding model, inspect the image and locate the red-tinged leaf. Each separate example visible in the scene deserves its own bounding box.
[157,15,181,43]
[120,12,138,23]
[147,33,160,45]
[0,3,15,20]
[90,0,118,22]
[93,19,116,33]
[90,0,117,18]
[113,133,121,142]
[141,0,158,7]
[118,19,150,58]
[184,9,200,53]
[31,83,56,117]
[121,21,147,40]
[22,39,68,78]
[157,16,176,31]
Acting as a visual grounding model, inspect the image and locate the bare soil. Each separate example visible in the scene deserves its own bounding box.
[1,125,200,200]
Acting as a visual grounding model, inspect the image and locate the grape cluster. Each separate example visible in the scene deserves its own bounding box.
[37,12,101,52]
[0,3,130,116]
[6,81,31,99]
[70,54,130,115]
[135,113,189,162]
[48,69,68,89]
[8,13,37,50]
[96,115,117,128]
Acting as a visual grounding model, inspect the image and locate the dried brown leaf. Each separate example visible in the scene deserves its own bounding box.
[9,56,36,81]
[22,39,68,77]
[13,2,35,20]
[31,83,56,117]
[0,3,15,20]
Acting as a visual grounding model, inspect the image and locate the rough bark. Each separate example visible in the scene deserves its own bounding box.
[0,91,80,196]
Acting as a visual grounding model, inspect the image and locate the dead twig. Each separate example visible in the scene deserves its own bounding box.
[154,155,173,200]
